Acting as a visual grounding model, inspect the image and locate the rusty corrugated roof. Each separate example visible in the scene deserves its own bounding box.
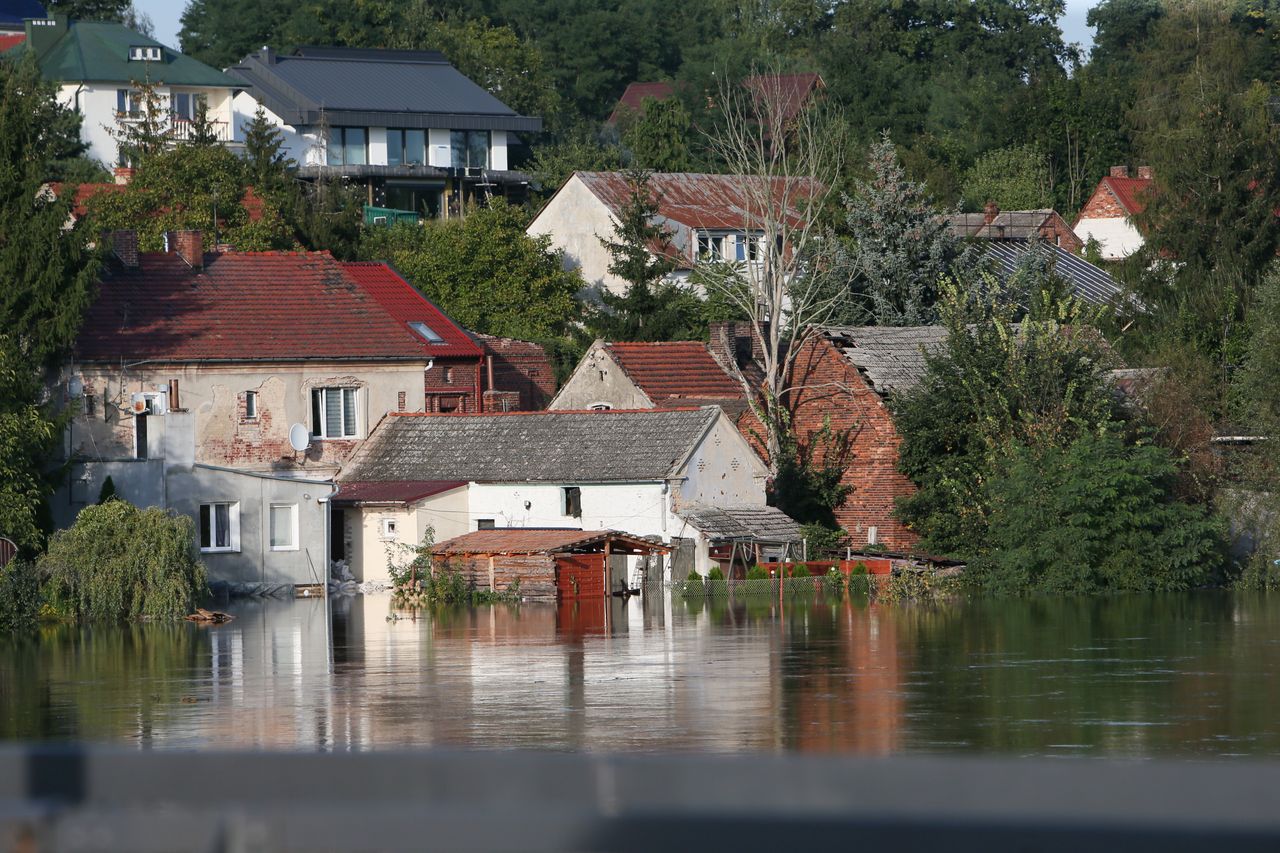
[434,528,664,555]
[332,480,466,506]
[576,171,820,232]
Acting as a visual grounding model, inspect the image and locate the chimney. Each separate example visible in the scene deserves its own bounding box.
[1136,165,1153,180]
[174,230,203,270]
[108,230,138,268]
[983,200,999,225]
[1110,165,1129,179]
[708,321,759,370]
[112,166,136,185]
[25,17,68,58]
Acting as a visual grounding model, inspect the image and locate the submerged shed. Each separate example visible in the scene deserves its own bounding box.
[432,528,668,601]
[678,504,804,576]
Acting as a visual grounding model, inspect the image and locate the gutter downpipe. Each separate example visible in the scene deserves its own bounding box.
[475,354,484,412]
[321,481,338,672]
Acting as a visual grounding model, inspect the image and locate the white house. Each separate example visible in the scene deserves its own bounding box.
[226,46,542,218]
[526,171,818,297]
[18,16,244,168]
[1073,166,1154,261]
[336,408,802,585]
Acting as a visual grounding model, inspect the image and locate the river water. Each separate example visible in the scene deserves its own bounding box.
[3,590,1280,756]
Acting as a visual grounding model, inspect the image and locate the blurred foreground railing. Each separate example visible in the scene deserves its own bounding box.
[3,747,1280,851]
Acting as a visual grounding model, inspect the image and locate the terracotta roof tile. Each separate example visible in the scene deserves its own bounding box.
[76,252,481,363]
[340,262,483,358]
[606,341,744,402]
[1102,176,1153,215]
[608,81,676,123]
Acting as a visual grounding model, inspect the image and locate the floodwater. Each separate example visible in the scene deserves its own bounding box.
[3,589,1280,756]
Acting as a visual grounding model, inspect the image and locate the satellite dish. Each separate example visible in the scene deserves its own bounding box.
[288,423,311,453]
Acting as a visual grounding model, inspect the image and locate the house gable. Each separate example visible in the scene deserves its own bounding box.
[526,173,628,294]
[548,341,654,411]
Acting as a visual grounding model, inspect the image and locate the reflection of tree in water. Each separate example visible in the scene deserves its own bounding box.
[0,622,211,742]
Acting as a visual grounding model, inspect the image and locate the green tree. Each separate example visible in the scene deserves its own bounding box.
[621,96,693,172]
[0,345,61,553]
[110,76,170,166]
[360,200,583,339]
[528,124,622,195]
[837,133,974,325]
[241,104,294,195]
[961,144,1052,211]
[180,0,294,68]
[39,501,208,622]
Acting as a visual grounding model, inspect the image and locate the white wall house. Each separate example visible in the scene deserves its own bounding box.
[21,17,244,168]
[338,408,800,584]
[1073,166,1154,261]
[527,171,814,298]
[226,46,541,218]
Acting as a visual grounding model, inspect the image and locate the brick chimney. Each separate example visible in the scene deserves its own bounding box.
[108,229,138,268]
[1136,166,1153,180]
[173,230,204,270]
[1110,165,1129,179]
[112,166,135,185]
[983,200,999,225]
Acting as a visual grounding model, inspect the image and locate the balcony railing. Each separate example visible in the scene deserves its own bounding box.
[113,112,234,143]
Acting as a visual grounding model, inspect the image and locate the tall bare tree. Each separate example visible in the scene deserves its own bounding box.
[696,71,850,476]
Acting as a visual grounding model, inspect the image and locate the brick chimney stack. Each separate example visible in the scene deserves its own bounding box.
[112,166,135,185]
[108,230,138,268]
[1136,166,1153,180]
[174,230,204,270]
[1110,165,1129,179]
[983,200,999,225]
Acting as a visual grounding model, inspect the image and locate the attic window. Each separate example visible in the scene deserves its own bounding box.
[410,321,444,343]
[129,46,162,61]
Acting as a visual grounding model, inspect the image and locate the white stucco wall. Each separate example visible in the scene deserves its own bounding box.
[346,485,470,583]
[527,174,629,295]
[233,93,315,164]
[1074,216,1145,261]
[676,416,768,509]
[548,344,652,411]
[490,130,508,171]
[64,82,237,167]
[428,128,450,167]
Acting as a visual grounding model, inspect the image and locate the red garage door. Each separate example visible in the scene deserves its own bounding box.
[556,554,606,600]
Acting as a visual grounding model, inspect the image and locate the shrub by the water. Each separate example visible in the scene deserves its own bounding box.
[39,501,208,621]
[706,566,725,581]
[0,559,39,632]
[788,562,811,578]
[746,564,769,580]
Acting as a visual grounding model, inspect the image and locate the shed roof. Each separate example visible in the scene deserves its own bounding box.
[342,408,722,483]
[981,241,1124,307]
[606,341,744,402]
[678,504,804,543]
[76,251,482,363]
[22,20,239,87]
[819,326,951,395]
[607,81,676,123]
[574,171,819,232]
[947,210,1057,241]
[226,46,541,133]
[332,480,466,506]
[742,72,824,122]
[434,528,665,555]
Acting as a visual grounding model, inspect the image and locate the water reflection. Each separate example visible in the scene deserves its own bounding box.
[4,590,1280,755]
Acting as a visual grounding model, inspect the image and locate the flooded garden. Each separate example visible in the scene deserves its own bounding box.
[4,589,1280,756]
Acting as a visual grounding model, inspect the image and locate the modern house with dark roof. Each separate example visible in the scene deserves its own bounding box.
[1073,165,1154,260]
[58,231,547,589]
[338,407,798,583]
[16,16,244,167]
[527,170,819,297]
[226,46,542,218]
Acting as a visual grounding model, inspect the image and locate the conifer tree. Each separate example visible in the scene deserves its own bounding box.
[183,97,220,148]
[621,97,694,173]
[242,104,293,195]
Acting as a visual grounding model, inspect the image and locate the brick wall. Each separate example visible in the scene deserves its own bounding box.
[424,357,481,413]
[438,553,557,600]
[1040,214,1084,254]
[1077,183,1127,220]
[478,336,556,411]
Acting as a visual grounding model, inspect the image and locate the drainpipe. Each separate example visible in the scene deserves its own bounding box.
[320,481,338,670]
[475,355,484,412]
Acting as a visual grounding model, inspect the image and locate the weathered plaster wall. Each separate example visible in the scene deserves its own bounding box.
[346,486,470,583]
[547,344,651,411]
[526,176,627,296]
[1073,216,1144,260]
[675,416,768,511]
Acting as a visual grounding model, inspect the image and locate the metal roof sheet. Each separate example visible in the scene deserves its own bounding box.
[332,480,466,506]
[678,504,804,543]
[342,408,721,483]
[0,0,43,27]
[981,241,1124,307]
[434,528,664,555]
[28,21,240,87]
[575,171,819,232]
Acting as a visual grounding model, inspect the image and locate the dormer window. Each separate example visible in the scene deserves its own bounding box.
[696,232,725,261]
[129,45,162,62]
[409,321,443,343]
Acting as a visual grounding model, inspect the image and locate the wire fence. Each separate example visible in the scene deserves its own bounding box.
[666,574,877,600]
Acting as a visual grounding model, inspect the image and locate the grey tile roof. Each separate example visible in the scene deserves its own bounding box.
[948,210,1055,241]
[227,47,541,133]
[982,241,1123,307]
[342,408,720,484]
[679,504,804,543]
[819,326,951,395]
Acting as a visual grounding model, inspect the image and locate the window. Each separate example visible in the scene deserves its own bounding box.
[171,92,206,121]
[244,390,257,419]
[199,502,239,552]
[409,321,443,343]
[128,45,162,61]
[116,88,142,117]
[450,130,490,169]
[269,504,298,551]
[442,367,453,383]
[437,396,460,413]
[477,519,496,530]
[327,127,368,167]
[380,518,398,540]
[135,412,148,459]
[563,486,582,519]
[387,128,426,167]
[84,394,95,418]
[311,387,358,439]
[735,233,761,262]
[589,403,612,411]
[696,232,725,261]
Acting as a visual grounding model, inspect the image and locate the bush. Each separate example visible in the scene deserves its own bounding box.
[0,559,39,633]
[850,561,869,576]
[39,501,208,621]
[681,569,704,597]
[788,562,811,578]
[706,566,725,582]
[746,564,770,580]
[800,523,847,559]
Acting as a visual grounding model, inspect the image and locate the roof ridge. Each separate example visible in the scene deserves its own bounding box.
[388,407,714,418]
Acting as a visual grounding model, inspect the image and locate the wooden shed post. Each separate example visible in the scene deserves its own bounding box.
[603,537,612,631]
[488,556,495,592]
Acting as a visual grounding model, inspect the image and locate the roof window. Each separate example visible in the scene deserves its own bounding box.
[129,45,162,62]
[410,321,444,343]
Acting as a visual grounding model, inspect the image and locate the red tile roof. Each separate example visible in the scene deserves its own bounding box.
[743,73,824,122]
[576,171,820,231]
[76,251,483,363]
[1104,176,1153,215]
[608,81,676,123]
[340,262,482,358]
[47,181,123,217]
[435,528,665,555]
[606,341,744,402]
[0,34,27,52]
[332,480,466,505]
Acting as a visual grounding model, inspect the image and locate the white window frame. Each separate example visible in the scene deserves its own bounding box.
[269,503,299,552]
[199,502,240,553]
[696,231,726,262]
[244,390,258,419]
[380,517,398,541]
[311,387,359,439]
[129,45,162,62]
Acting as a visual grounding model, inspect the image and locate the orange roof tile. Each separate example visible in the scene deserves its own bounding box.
[606,341,744,402]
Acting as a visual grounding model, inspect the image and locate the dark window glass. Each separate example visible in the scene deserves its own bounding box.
[387,129,404,167]
[344,127,367,166]
[477,519,495,530]
[405,129,425,165]
[564,486,582,518]
[199,505,211,549]
[135,414,148,459]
